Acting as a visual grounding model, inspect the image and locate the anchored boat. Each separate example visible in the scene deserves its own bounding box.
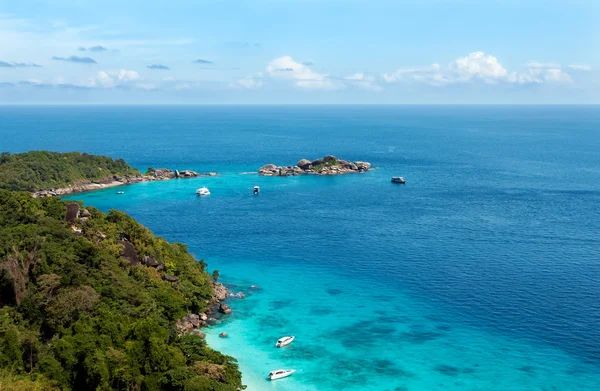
[391,176,406,184]
[253,186,260,195]
[268,369,296,380]
[196,187,210,196]
[276,336,295,347]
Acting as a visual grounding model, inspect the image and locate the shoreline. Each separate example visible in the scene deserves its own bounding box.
[32,168,217,198]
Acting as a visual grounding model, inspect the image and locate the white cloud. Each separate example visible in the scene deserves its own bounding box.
[568,64,591,71]
[266,56,336,90]
[452,52,508,83]
[345,73,366,81]
[507,69,543,85]
[526,61,561,69]
[382,63,448,86]
[344,73,383,91]
[231,76,263,90]
[89,69,139,88]
[383,52,578,87]
[545,68,572,83]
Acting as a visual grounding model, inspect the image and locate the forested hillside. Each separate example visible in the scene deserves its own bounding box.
[0,190,243,391]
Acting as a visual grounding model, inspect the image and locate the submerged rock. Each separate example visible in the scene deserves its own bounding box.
[219,332,228,338]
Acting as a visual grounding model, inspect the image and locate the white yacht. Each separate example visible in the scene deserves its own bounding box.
[268,369,296,380]
[276,336,295,347]
[196,187,210,196]
[253,186,260,195]
[391,176,406,184]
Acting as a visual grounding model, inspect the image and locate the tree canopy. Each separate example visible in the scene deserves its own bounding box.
[0,151,140,192]
[0,190,244,391]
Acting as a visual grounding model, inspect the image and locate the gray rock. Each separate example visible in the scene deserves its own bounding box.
[213,282,228,301]
[65,203,80,223]
[143,255,160,267]
[219,303,232,314]
[297,159,312,169]
[163,274,179,282]
[80,209,91,218]
[355,161,371,170]
[191,330,206,338]
[324,155,338,163]
[187,314,200,328]
[219,332,228,338]
[118,240,139,266]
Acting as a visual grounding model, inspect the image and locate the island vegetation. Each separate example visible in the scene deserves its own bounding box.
[0,151,139,192]
[0,189,244,391]
[0,151,214,198]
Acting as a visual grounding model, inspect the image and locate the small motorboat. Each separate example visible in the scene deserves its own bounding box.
[276,336,295,347]
[253,186,260,195]
[391,176,406,184]
[268,369,296,380]
[116,190,125,194]
[196,187,210,196]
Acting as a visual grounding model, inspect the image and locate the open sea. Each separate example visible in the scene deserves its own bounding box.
[2,105,600,390]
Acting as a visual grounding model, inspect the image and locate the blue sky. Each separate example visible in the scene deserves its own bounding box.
[0,0,598,104]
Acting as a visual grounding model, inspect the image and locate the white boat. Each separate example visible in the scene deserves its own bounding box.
[196,187,210,196]
[391,176,406,184]
[116,190,125,194]
[276,336,295,347]
[253,186,260,195]
[268,369,296,380]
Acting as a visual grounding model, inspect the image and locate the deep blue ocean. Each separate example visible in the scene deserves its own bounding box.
[2,105,600,390]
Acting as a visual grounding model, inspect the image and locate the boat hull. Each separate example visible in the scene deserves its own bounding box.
[269,370,295,380]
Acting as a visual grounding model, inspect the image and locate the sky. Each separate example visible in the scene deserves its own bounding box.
[0,0,598,104]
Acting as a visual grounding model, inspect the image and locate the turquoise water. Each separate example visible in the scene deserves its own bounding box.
[3,105,600,390]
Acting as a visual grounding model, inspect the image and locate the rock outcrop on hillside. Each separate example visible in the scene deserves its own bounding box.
[258,155,372,176]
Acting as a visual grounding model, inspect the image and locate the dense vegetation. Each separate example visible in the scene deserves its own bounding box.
[0,151,140,192]
[0,190,243,391]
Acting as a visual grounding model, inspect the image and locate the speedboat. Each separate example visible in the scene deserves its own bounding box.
[116,190,125,194]
[253,186,260,195]
[196,187,210,196]
[268,369,296,380]
[391,176,406,184]
[276,336,295,347]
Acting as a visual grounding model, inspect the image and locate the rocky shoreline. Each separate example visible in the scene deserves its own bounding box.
[258,155,371,176]
[32,168,217,198]
[175,281,252,338]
